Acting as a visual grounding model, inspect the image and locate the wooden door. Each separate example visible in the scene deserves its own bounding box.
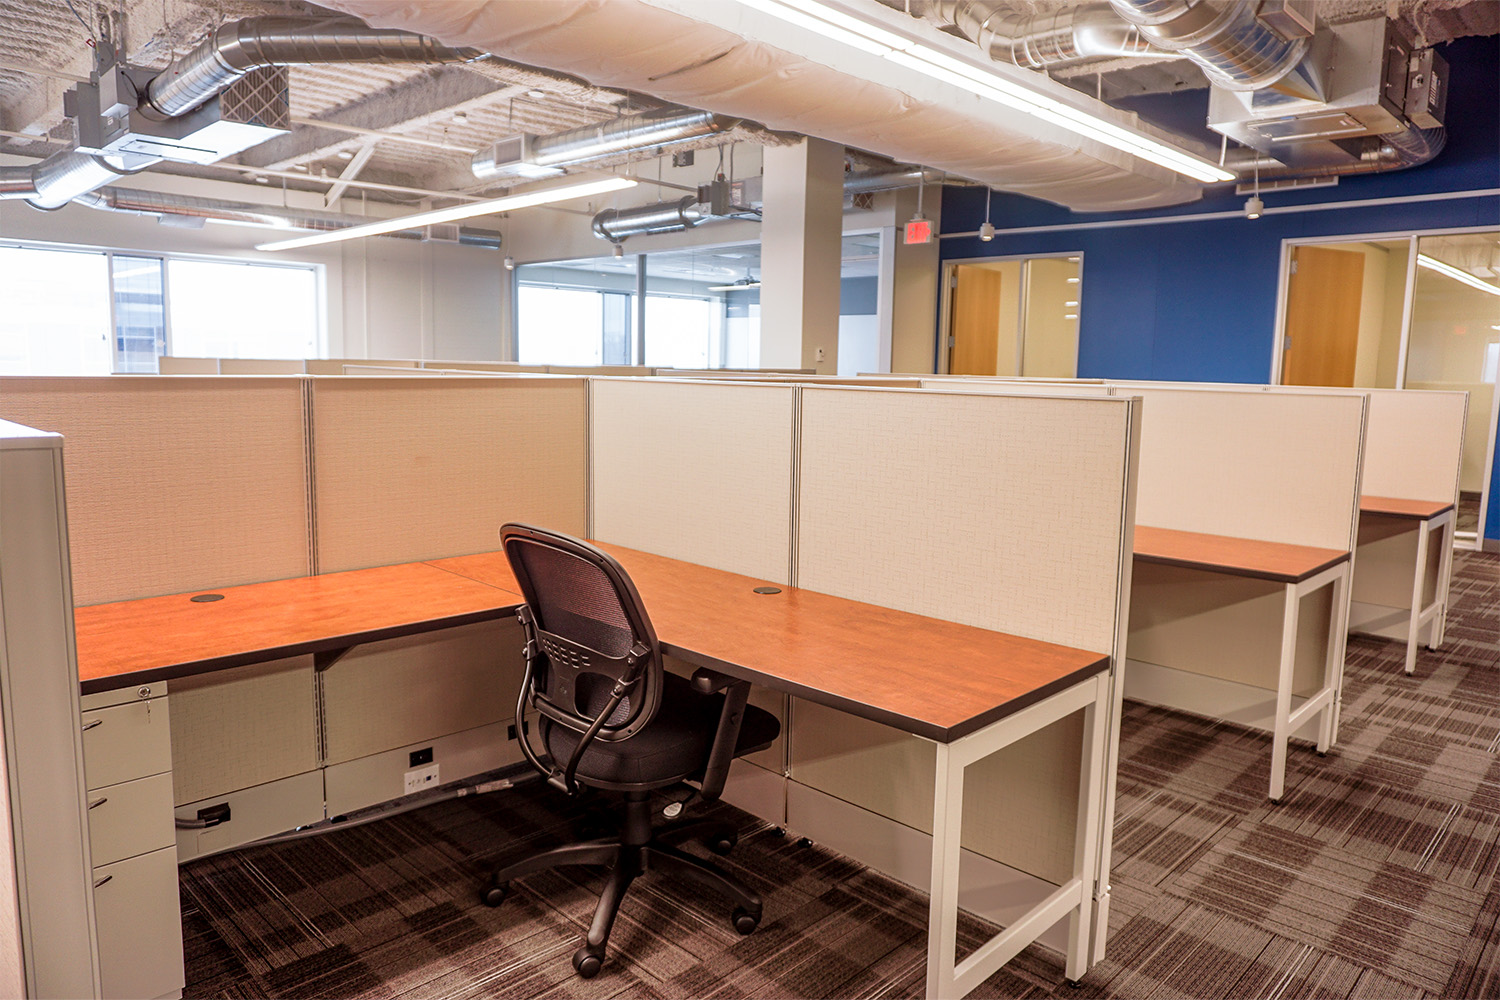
[948,265,1005,375]
[1282,245,1365,386]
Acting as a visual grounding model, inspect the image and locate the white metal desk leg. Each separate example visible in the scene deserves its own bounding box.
[1066,676,1107,984]
[1405,520,1430,674]
[1432,514,1455,648]
[926,742,963,1000]
[1317,568,1348,754]
[1271,581,1301,802]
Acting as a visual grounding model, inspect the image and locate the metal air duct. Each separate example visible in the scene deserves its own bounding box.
[0,18,480,212]
[1106,0,1323,100]
[592,195,704,243]
[71,186,503,248]
[143,17,481,120]
[473,107,740,181]
[917,2,1157,69]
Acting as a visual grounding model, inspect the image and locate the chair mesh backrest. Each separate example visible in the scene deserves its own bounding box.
[502,526,662,740]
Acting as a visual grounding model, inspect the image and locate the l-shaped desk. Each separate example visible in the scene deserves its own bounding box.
[73,543,1115,1000]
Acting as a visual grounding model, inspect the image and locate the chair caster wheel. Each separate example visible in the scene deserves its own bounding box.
[480,882,508,907]
[573,944,605,978]
[709,831,737,855]
[732,907,759,935]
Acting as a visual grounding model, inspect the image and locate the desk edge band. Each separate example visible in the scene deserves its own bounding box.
[1132,549,1350,584]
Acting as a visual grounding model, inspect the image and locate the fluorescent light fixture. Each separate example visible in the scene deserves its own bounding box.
[256,176,637,252]
[1417,253,1500,297]
[707,280,762,291]
[738,0,1235,184]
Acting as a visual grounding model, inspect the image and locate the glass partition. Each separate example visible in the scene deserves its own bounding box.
[1406,233,1500,537]
[0,246,112,375]
[943,253,1080,376]
[1281,239,1410,388]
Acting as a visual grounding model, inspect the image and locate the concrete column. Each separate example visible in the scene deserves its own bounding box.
[759,137,845,373]
[889,184,942,374]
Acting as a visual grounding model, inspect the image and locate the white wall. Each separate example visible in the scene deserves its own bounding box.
[0,157,503,362]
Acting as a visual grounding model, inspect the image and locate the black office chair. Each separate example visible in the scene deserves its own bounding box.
[482,523,780,978]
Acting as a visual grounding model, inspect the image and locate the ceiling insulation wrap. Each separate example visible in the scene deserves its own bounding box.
[321,0,1212,211]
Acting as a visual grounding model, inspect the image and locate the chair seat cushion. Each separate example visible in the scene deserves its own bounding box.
[542,672,779,789]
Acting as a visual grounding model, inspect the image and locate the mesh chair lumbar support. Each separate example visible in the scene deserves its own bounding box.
[484,524,781,979]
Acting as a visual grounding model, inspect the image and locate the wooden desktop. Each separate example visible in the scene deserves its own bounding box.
[74,543,1113,999]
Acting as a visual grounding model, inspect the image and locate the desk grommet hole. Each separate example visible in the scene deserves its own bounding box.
[190,593,225,603]
[752,586,781,595]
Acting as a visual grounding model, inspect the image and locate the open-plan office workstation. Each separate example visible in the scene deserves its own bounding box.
[0,0,1497,998]
[3,374,1138,998]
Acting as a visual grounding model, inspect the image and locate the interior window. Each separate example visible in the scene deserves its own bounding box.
[944,254,1080,376]
[0,246,113,375]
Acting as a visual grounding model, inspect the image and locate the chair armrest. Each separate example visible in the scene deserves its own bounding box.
[697,676,751,803]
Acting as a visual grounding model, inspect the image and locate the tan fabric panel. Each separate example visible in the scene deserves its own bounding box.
[169,656,318,805]
[1125,388,1364,551]
[320,620,521,765]
[789,699,1082,884]
[157,357,220,374]
[1129,562,1332,697]
[592,379,795,583]
[216,359,308,375]
[311,377,586,570]
[417,361,549,373]
[548,365,653,375]
[919,380,1110,395]
[0,376,310,604]
[797,388,1132,653]
[1359,389,1467,503]
[305,359,419,375]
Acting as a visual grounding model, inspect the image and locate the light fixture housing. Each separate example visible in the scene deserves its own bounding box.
[503,255,515,271]
[978,221,995,241]
[1244,195,1264,219]
[255,176,637,252]
[732,0,1236,185]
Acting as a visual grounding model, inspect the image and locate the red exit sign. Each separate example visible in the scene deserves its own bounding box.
[904,218,932,245]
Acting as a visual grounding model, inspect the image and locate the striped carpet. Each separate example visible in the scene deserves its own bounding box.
[181,550,1500,999]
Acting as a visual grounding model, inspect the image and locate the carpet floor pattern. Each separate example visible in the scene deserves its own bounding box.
[181,550,1500,999]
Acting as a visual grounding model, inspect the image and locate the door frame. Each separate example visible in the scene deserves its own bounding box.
[936,251,1083,376]
[1272,223,1500,550]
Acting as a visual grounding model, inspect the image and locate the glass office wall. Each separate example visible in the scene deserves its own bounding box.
[1279,229,1500,544]
[0,246,113,375]
[0,244,321,374]
[515,235,889,371]
[941,253,1081,376]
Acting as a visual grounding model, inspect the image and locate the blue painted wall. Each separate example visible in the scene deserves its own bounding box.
[940,35,1500,541]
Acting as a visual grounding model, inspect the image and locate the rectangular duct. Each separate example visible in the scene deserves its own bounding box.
[1207,18,1444,168]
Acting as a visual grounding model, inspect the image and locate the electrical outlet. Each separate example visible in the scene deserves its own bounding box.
[404,763,439,794]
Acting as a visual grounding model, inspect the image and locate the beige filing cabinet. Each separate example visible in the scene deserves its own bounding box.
[80,684,183,1000]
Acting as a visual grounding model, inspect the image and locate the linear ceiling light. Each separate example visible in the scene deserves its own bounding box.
[736,0,1235,184]
[1417,254,1500,297]
[255,176,638,252]
[707,280,762,291]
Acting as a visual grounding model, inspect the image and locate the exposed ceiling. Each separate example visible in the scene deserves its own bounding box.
[0,0,1494,216]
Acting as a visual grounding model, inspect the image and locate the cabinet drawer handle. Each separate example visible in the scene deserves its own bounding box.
[81,719,103,732]
[88,797,107,810]
[93,875,112,889]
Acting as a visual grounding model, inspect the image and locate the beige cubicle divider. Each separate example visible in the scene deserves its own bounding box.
[0,376,311,605]
[309,376,587,571]
[418,361,549,374]
[918,378,1110,395]
[305,358,420,375]
[549,364,654,376]
[792,386,1137,943]
[216,359,308,375]
[1124,388,1364,550]
[157,356,221,374]
[308,376,587,816]
[589,377,798,815]
[591,378,795,582]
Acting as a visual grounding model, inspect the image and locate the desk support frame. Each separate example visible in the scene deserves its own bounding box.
[1403,508,1454,675]
[1270,562,1349,803]
[926,673,1108,999]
